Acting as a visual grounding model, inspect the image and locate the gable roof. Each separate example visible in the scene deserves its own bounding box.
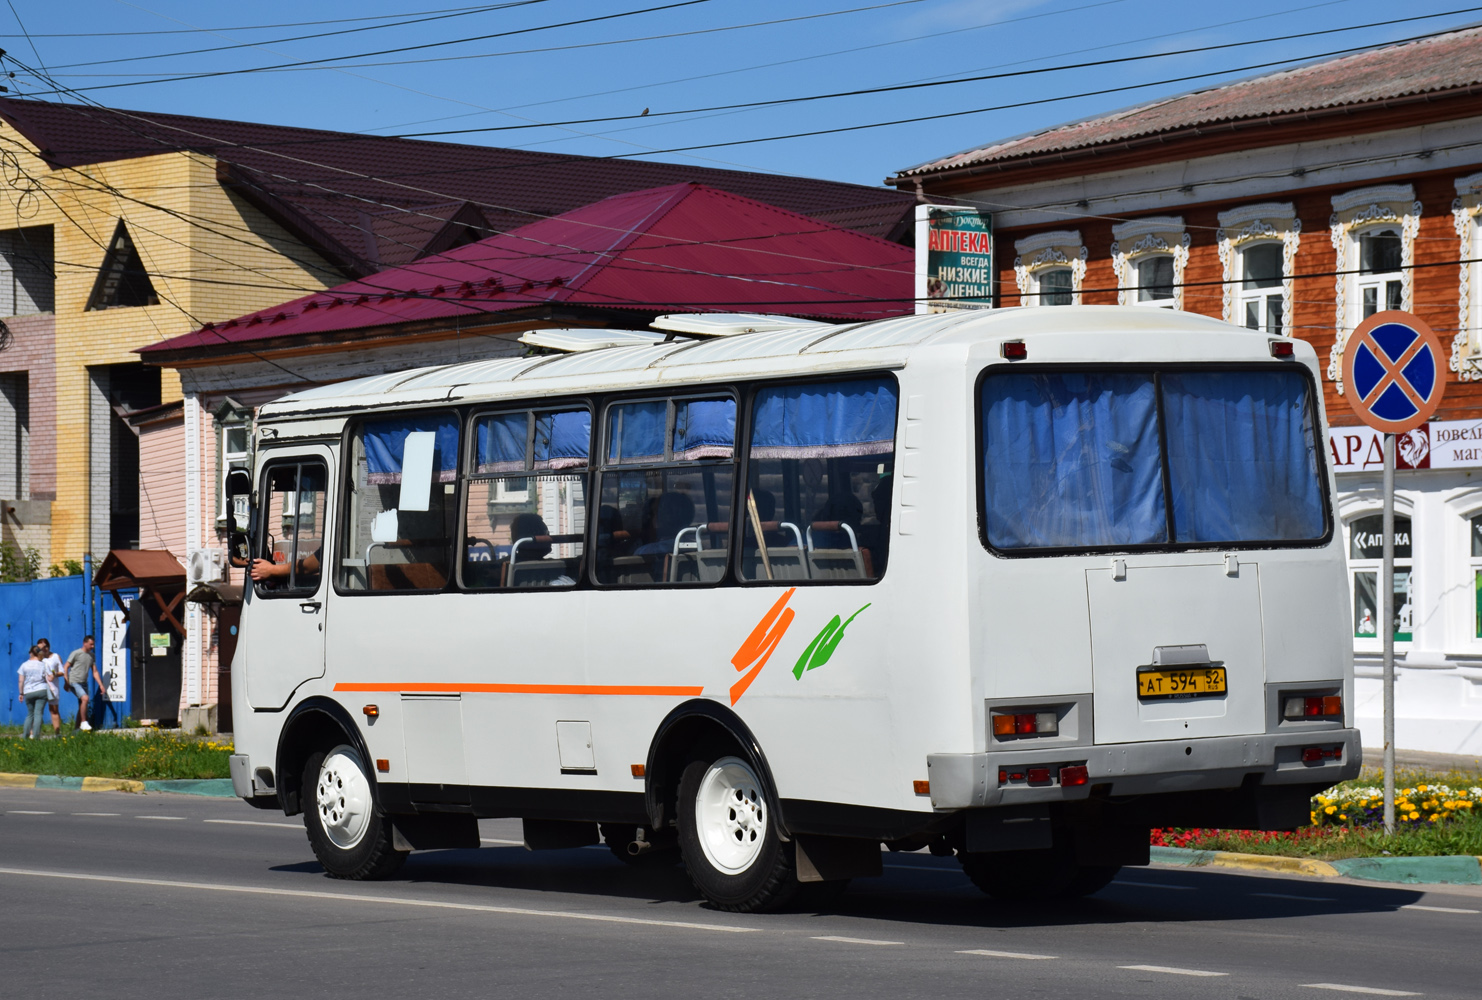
[893,25,1482,180]
[0,97,915,274]
[138,182,915,360]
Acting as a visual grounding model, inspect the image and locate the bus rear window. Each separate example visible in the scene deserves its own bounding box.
[980,368,1328,552]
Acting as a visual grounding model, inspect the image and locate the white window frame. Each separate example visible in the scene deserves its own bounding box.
[213,397,253,528]
[1132,253,1177,308]
[1111,217,1189,310]
[1236,242,1285,333]
[1344,507,1415,653]
[1216,203,1298,336]
[1354,226,1404,321]
[1012,230,1086,306]
[1450,172,1482,381]
[1327,185,1420,394]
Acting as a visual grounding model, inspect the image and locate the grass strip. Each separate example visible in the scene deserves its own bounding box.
[0,732,233,781]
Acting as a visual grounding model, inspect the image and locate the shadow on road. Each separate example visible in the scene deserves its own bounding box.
[264,843,1431,928]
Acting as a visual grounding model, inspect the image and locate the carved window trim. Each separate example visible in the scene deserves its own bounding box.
[1326,185,1421,394]
[1012,230,1086,306]
[1451,172,1482,382]
[1215,203,1299,336]
[1110,217,1189,309]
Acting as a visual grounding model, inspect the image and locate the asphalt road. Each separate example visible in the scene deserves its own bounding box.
[2,787,1478,1000]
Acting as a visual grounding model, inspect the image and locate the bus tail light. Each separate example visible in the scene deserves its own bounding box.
[1002,340,1027,360]
[1059,765,1089,787]
[1284,695,1342,720]
[1270,339,1295,358]
[1301,746,1343,763]
[992,711,1059,738]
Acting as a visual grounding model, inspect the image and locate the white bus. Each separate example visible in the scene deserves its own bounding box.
[226,306,1360,912]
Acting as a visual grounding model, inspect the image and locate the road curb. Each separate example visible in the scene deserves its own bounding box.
[1151,845,1482,883]
[0,772,234,796]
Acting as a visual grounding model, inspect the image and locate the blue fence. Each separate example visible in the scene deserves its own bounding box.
[1,561,129,729]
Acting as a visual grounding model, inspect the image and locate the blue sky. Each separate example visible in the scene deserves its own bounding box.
[5,0,1479,188]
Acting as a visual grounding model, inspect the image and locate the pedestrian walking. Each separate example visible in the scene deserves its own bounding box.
[18,645,48,739]
[64,635,100,732]
[37,638,63,736]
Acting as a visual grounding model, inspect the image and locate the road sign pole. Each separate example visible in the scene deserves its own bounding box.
[1382,432,1396,835]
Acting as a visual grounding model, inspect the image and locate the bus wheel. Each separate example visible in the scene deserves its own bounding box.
[677,755,798,912]
[302,745,407,881]
[958,849,1118,901]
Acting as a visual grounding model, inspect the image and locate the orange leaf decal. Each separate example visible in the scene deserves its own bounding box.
[728,587,796,705]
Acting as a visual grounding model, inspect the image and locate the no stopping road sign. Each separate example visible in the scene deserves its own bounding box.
[1341,310,1447,433]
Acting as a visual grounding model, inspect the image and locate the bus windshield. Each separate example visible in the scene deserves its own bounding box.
[980,367,1329,552]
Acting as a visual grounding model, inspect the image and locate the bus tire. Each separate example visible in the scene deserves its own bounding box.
[958,849,1119,901]
[302,745,407,881]
[677,755,798,913]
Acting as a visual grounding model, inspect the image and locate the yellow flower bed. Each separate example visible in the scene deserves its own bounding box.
[1311,783,1482,827]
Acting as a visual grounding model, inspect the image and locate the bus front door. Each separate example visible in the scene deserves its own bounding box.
[244,450,333,710]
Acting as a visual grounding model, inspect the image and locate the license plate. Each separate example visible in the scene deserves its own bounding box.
[1137,666,1227,699]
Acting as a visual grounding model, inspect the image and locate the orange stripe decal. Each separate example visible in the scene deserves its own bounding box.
[333,683,704,696]
[728,587,797,706]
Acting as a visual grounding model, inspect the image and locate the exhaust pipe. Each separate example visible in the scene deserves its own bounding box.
[627,827,653,856]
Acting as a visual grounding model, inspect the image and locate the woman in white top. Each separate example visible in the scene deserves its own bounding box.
[17,645,48,739]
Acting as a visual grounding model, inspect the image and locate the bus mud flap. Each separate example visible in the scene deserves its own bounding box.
[965,805,1052,853]
[795,834,884,882]
[391,814,480,851]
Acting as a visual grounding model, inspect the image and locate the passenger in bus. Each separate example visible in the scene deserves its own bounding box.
[635,492,696,556]
[809,494,864,546]
[507,512,574,587]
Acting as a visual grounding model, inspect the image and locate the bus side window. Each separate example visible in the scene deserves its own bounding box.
[462,408,589,590]
[255,460,327,596]
[740,377,898,583]
[596,396,735,586]
[337,413,460,592]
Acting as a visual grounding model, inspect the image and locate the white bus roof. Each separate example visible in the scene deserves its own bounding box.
[258,307,1282,420]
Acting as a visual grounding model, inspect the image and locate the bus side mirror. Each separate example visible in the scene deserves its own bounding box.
[225,469,253,562]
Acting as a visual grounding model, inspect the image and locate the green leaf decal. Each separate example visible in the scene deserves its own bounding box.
[792,604,870,679]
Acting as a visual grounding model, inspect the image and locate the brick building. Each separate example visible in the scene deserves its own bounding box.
[889,26,1482,753]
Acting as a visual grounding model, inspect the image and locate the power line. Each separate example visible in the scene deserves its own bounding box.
[29,0,725,95]
[45,2,551,71]
[18,3,537,37]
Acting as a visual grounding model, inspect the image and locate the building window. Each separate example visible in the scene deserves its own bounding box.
[1012,231,1086,306]
[1136,255,1175,306]
[1349,513,1412,642]
[213,397,252,527]
[1357,228,1403,319]
[1111,217,1189,309]
[85,220,158,311]
[1239,243,1284,332]
[0,225,54,317]
[1327,185,1419,393]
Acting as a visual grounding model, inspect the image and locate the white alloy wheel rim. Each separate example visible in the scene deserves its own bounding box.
[695,756,768,875]
[316,747,373,851]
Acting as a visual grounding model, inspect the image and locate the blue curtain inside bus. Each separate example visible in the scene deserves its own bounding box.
[475,412,527,474]
[673,399,736,461]
[750,378,898,457]
[365,415,459,484]
[981,373,1167,549]
[1161,371,1326,542]
[533,409,591,469]
[608,401,668,464]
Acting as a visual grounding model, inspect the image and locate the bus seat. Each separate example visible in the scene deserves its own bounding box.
[611,555,653,585]
[742,547,808,581]
[806,521,873,580]
[369,562,447,590]
[508,559,576,588]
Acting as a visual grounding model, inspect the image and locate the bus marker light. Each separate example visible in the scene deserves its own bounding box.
[363,704,379,719]
[376,759,390,773]
[1059,765,1089,787]
[1270,340,1295,358]
[913,780,930,795]
[1322,695,1342,716]
[1002,340,1027,360]
[630,764,645,778]
[992,715,1016,736]
[1026,767,1052,785]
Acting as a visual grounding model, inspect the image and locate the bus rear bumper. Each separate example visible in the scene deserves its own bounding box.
[926,728,1362,810]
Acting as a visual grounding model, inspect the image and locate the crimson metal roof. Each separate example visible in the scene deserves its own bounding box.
[0,97,915,272]
[894,25,1482,179]
[138,182,914,357]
